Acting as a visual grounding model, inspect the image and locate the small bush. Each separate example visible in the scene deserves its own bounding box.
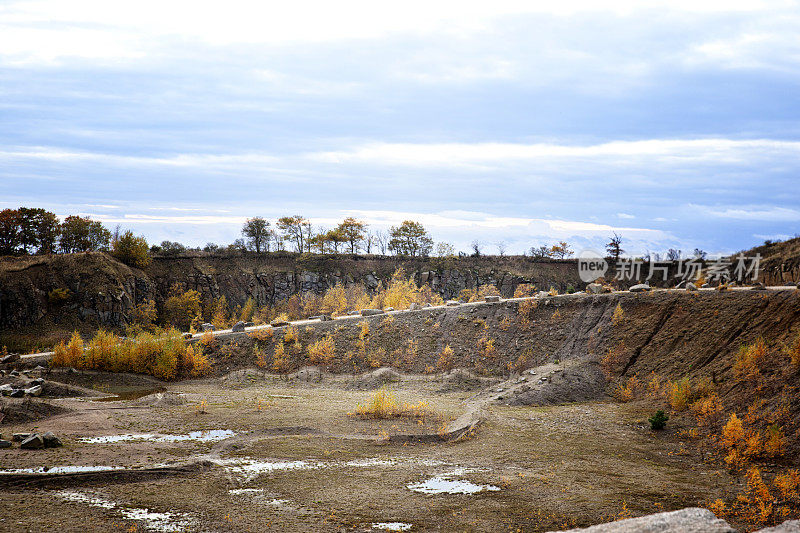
[283,326,299,344]
[649,410,669,430]
[436,344,455,373]
[611,303,625,326]
[307,335,335,365]
[48,288,72,304]
[353,388,401,419]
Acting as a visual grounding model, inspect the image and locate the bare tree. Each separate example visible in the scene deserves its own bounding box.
[471,240,482,257]
[667,248,681,261]
[496,241,507,256]
[606,233,624,262]
[375,230,389,255]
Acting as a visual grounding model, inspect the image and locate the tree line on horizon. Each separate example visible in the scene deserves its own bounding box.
[3,206,689,264]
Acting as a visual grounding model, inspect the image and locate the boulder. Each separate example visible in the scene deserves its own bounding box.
[12,433,31,442]
[243,321,255,327]
[686,282,698,291]
[347,310,360,316]
[384,307,395,312]
[586,283,603,294]
[201,323,215,332]
[9,389,24,398]
[552,507,735,533]
[31,377,44,385]
[629,283,651,293]
[537,291,550,298]
[0,353,20,364]
[484,295,501,302]
[319,315,332,321]
[42,431,62,448]
[360,309,384,316]
[24,385,42,397]
[701,283,710,288]
[752,282,767,290]
[20,434,44,450]
[408,303,420,311]
[270,320,290,327]
[446,300,460,307]
[231,321,247,332]
[0,384,13,396]
[421,303,432,308]
[0,440,11,449]
[757,520,800,532]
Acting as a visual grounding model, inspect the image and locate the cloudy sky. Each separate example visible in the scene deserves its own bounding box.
[2,0,800,256]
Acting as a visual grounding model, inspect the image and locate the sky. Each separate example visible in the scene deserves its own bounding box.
[2,0,800,256]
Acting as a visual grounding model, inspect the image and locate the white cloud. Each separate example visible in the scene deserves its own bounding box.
[310,139,800,167]
[699,205,800,221]
[617,213,635,219]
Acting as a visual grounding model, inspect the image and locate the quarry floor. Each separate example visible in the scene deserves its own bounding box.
[0,370,741,533]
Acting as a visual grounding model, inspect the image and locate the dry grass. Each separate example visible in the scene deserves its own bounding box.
[350,388,434,420]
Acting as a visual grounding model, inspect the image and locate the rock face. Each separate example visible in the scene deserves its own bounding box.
[757,520,800,532]
[550,508,735,533]
[0,252,582,332]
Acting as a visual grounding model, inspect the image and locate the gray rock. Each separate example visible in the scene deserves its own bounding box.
[20,434,45,450]
[0,353,20,364]
[537,291,550,298]
[629,283,651,293]
[9,389,24,398]
[408,303,420,311]
[756,520,800,532]
[243,321,255,327]
[701,283,710,288]
[360,309,384,316]
[231,321,247,332]
[0,384,12,395]
[421,303,432,308]
[201,323,215,332]
[446,300,460,307]
[31,377,44,385]
[384,307,395,312]
[9,369,19,377]
[319,315,332,321]
[12,433,31,442]
[550,507,735,533]
[42,431,62,448]
[24,385,42,397]
[752,282,767,290]
[0,440,11,449]
[686,282,698,291]
[586,283,603,294]
[270,320,290,327]
[484,295,501,302]
[674,280,686,289]
[348,310,361,316]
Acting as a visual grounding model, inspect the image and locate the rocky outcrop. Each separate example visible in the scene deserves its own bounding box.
[0,252,581,331]
[550,508,734,532]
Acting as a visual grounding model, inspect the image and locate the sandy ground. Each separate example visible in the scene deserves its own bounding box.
[0,369,739,533]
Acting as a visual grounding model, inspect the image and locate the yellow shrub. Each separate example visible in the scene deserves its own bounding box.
[733,337,769,381]
[353,388,401,419]
[51,331,84,368]
[272,342,290,374]
[307,336,335,365]
[321,284,348,317]
[283,326,299,344]
[611,303,625,326]
[436,344,455,372]
[240,297,256,322]
[163,288,202,330]
[513,283,536,298]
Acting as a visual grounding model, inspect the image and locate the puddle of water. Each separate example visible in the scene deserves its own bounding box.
[373,523,413,531]
[93,387,165,402]
[217,458,323,481]
[345,458,396,467]
[0,465,123,474]
[406,477,500,495]
[80,429,235,444]
[57,490,193,532]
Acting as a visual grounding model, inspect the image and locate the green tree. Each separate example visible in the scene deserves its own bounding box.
[112,230,151,268]
[277,215,311,252]
[59,215,111,253]
[34,210,61,254]
[336,217,367,254]
[0,209,20,255]
[550,241,573,259]
[242,217,273,253]
[388,220,433,257]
